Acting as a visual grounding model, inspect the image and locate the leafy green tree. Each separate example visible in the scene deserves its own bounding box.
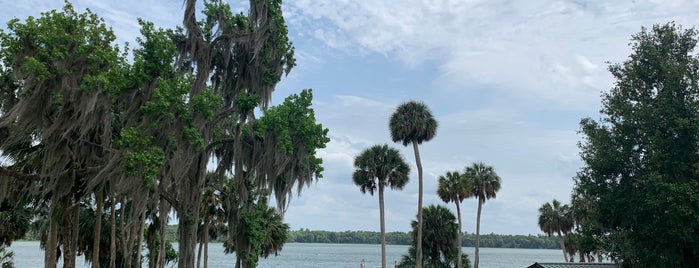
[353,144,410,268]
[437,171,471,268]
[538,199,573,262]
[389,101,438,268]
[398,205,471,268]
[0,2,324,268]
[0,3,126,267]
[463,162,501,268]
[575,23,699,267]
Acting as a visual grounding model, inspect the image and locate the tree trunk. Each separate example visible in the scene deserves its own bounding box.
[203,215,209,268]
[158,199,168,268]
[197,235,203,268]
[137,210,146,268]
[412,141,423,268]
[92,184,104,268]
[45,201,58,268]
[110,194,117,268]
[379,184,386,268]
[557,231,568,262]
[475,198,483,268]
[124,215,139,267]
[67,201,80,268]
[119,198,129,265]
[178,209,198,268]
[456,201,462,268]
[579,248,585,262]
[177,154,206,268]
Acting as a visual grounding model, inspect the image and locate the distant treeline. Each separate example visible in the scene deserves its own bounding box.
[287,229,561,249]
[25,226,558,249]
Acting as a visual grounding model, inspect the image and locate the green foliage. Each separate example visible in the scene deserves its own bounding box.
[0,207,31,246]
[116,128,164,189]
[389,101,438,146]
[575,23,699,267]
[255,89,329,173]
[223,188,290,267]
[0,245,14,268]
[0,2,117,80]
[399,205,471,268]
[353,144,411,195]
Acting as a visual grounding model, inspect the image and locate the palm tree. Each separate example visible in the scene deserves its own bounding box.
[389,101,438,268]
[538,199,574,262]
[437,171,472,268]
[397,205,471,268]
[353,144,411,268]
[464,162,501,268]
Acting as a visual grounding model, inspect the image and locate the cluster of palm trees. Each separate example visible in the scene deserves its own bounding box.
[352,100,502,268]
[436,163,501,268]
[537,195,603,263]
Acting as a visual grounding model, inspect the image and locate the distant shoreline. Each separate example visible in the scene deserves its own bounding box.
[20,226,562,250]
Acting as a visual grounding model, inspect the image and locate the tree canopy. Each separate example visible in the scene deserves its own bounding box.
[0,1,328,268]
[575,22,699,267]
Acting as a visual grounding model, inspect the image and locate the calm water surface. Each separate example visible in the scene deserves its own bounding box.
[10,241,564,268]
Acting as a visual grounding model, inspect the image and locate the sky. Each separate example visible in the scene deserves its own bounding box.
[2,0,698,235]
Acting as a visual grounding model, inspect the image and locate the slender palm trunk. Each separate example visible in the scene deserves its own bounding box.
[557,231,568,262]
[412,141,423,268]
[475,198,483,268]
[378,184,386,268]
[92,184,104,268]
[456,201,462,268]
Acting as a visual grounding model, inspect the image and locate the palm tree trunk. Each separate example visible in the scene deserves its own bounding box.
[379,184,386,268]
[557,231,568,262]
[92,184,104,268]
[475,198,483,268]
[456,201,462,268]
[412,141,423,268]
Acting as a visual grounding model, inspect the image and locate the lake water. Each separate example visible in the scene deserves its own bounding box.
[10,241,565,268]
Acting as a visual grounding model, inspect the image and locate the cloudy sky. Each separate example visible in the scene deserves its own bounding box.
[2,0,698,235]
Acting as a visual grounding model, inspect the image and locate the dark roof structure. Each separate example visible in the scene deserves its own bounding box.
[527,263,620,268]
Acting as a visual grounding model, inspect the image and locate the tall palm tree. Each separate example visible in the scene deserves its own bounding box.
[437,171,472,268]
[389,101,438,268]
[464,162,501,268]
[353,144,411,268]
[538,199,574,262]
